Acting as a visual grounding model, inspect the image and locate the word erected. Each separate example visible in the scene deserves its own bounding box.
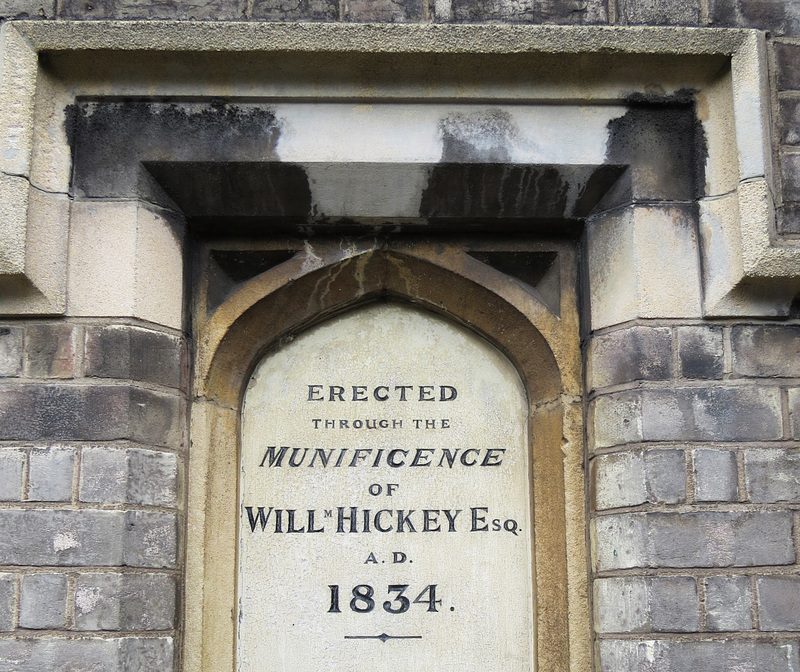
[307,385,458,402]
[258,446,505,469]
[328,584,442,614]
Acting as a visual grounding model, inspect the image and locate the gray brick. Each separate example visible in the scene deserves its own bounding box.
[593,452,646,510]
[0,384,182,448]
[59,0,237,19]
[649,577,698,632]
[776,43,800,91]
[251,0,337,19]
[0,510,176,568]
[0,0,54,17]
[594,511,795,570]
[758,576,800,631]
[676,325,724,379]
[451,0,607,23]
[619,0,701,25]
[780,98,800,146]
[641,387,783,442]
[0,326,22,377]
[0,448,25,501]
[783,151,800,202]
[705,575,752,631]
[710,0,800,35]
[75,572,175,631]
[19,573,67,629]
[589,326,672,389]
[0,637,173,671]
[0,573,15,631]
[343,0,423,21]
[694,449,738,502]
[27,446,75,502]
[732,325,800,377]
[746,448,800,503]
[781,203,800,235]
[599,639,800,672]
[85,325,183,389]
[590,392,643,450]
[80,446,178,507]
[23,324,76,379]
[594,577,648,633]
[644,449,686,504]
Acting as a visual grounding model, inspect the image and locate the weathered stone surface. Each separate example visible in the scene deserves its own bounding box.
[619,0,700,25]
[694,449,738,502]
[23,324,76,379]
[776,43,800,91]
[649,576,698,632]
[676,325,724,379]
[732,325,800,377]
[85,325,183,389]
[251,0,337,20]
[710,0,800,34]
[591,392,642,449]
[59,0,238,20]
[75,572,176,631]
[790,388,800,439]
[781,203,800,235]
[593,449,686,510]
[644,449,686,504]
[705,575,752,631]
[594,511,794,570]
[782,151,800,201]
[18,573,67,629]
[27,446,75,502]
[588,326,672,389]
[599,639,800,672]
[0,448,25,501]
[451,0,607,23]
[594,577,648,633]
[0,574,15,631]
[343,0,423,22]
[80,446,178,507]
[0,510,176,567]
[641,387,783,442]
[746,448,800,503]
[780,98,800,146]
[0,326,22,377]
[0,0,54,17]
[0,384,182,447]
[0,637,174,671]
[758,576,800,631]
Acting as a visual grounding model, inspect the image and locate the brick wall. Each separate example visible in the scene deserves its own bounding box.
[0,322,185,670]
[589,321,800,671]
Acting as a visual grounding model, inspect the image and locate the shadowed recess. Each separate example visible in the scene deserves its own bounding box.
[206,249,298,313]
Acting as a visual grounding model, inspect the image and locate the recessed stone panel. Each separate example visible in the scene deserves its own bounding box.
[239,303,533,671]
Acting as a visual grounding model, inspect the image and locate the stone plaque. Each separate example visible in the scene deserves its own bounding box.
[239,303,533,671]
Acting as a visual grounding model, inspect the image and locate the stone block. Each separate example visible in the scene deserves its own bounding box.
[705,575,752,631]
[0,637,173,671]
[676,325,724,379]
[0,384,182,448]
[343,0,423,21]
[776,43,800,91]
[85,325,182,389]
[745,448,800,503]
[451,0,607,23]
[694,449,738,502]
[251,0,337,20]
[0,509,176,568]
[782,150,800,202]
[599,640,800,672]
[641,387,783,442]
[0,448,25,501]
[732,325,800,377]
[644,449,686,504]
[790,388,800,439]
[618,0,700,25]
[590,392,642,450]
[18,573,67,629]
[59,0,238,19]
[80,446,178,507]
[758,576,800,631]
[75,572,176,631]
[0,0,53,17]
[27,446,75,502]
[0,326,22,377]
[781,203,800,235]
[588,326,672,389]
[0,574,15,631]
[594,511,794,571]
[780,98,800,146]
[649,577,698,632]
[23,324,76,379]
[710,0,800,35]
[594,577,648,633]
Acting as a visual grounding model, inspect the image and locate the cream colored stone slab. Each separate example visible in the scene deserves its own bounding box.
[0,173,29,275]
[239,303,533,672]
[0,23,37,178]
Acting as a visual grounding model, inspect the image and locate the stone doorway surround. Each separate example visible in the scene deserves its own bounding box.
[0,19,796,672]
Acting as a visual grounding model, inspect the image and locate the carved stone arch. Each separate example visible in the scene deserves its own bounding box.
[187,242,586,672]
